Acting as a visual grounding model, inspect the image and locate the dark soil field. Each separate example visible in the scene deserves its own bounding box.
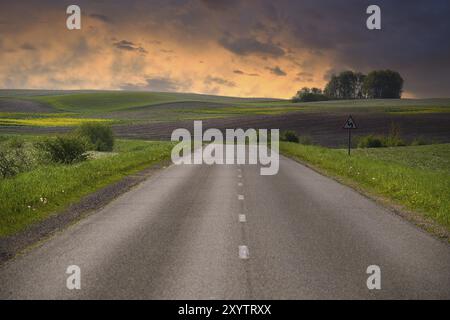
[1,92,449,147]
[2,110,449,147]
[113,111,450,147]
[0,98,55,113]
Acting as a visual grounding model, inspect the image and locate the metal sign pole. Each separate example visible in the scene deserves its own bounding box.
[348,129,351,155]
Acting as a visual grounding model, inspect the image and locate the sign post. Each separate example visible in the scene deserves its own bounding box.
[343,115,357,155]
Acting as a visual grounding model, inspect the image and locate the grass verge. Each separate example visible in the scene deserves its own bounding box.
[0,139,174,237]
[280,142,450,232]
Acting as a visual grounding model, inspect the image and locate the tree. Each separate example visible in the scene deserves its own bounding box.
[354,72,367,99]
[324,71,363,99]
[310,87,322,94]
[323,69,402,100]
[363,70,404,99]
[324,75,340,99]
[339,71,357,99]
[292,87,328,102]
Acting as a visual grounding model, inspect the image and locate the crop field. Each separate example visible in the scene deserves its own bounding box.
[0,91,449,147]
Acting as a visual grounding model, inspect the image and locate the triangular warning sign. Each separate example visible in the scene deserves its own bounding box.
[343,116,357,129]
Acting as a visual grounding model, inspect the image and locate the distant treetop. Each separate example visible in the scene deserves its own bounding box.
[293,69,404,102]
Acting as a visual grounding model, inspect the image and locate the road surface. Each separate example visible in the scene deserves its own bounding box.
[1,148,449,299]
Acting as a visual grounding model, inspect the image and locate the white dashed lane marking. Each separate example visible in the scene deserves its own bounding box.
[238,195,244,200]
[239,214,246,222]
[238,182,243,187]
[239,245,249,259]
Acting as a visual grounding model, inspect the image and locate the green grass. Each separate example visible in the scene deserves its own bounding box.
[32,92,181,113]
[183,106,304,116]
[247,98,450,114]
[0,138,174,237]
[280,142,450,230]
[30,91,279,113]
[2,91,450,127]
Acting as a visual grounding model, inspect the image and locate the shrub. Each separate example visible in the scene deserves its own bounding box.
[281,130,300,143]
[6,137,25,149]
[0,139,34,178]
[299,135,313,145]
[357,135,385,148]
[76,123,114,151]
[411,137,428,146]
[0,150,20,178]
[36,135,88,164]
[383,123,406,147]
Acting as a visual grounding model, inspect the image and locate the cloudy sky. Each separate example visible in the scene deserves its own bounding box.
[0,0,449,98]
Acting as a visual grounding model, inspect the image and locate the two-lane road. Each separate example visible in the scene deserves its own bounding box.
[1,148,449,299]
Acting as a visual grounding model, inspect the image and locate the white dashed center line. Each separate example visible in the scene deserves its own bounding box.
[238,195,244,200]
[239,245,249,259]
[239,214,246,222]
[238,182,243,187]
[238,175,242,178]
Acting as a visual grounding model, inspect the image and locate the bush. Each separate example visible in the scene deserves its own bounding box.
[0,139,34,178]
[411,137,428,146]
[281,130,300,143]
[299,135,313,145]
[357,135,385,148]
[36,135,88,164]
[76,123,114,151]
[383,123,406,147]
[0,150,20,178]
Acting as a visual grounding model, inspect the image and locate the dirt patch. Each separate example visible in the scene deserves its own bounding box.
[111,111,450,147]
[1,111,449,147]
[0,98,55,113]
[0,161,170,264]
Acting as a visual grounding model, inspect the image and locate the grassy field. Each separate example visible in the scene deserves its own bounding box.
[29,91,281,113]
[0,113,114,126]
[1,91,450,127]
[0,137,174,237]
[280,142,450,231]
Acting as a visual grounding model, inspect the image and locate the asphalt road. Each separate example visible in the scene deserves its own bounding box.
[1,148,449,299]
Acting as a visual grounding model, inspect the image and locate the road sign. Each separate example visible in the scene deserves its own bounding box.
[343,115,357,129]
[343,115,357,155]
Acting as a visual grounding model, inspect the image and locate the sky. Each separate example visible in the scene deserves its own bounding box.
[0,0,449,98]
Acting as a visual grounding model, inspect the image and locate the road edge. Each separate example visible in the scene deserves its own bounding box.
[0,159,172,265]
[280,152,450,244]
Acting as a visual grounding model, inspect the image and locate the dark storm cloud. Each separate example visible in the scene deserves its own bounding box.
[204,76,236,87]
[113,40,147,54]
[2,0,450,97]
[219,37,285,57]
[266,66,287,76]
[200,0,238,11]
[275,0,450,96]
[89,13,113,24]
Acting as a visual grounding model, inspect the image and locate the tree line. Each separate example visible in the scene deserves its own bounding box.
[292,70,404,102]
